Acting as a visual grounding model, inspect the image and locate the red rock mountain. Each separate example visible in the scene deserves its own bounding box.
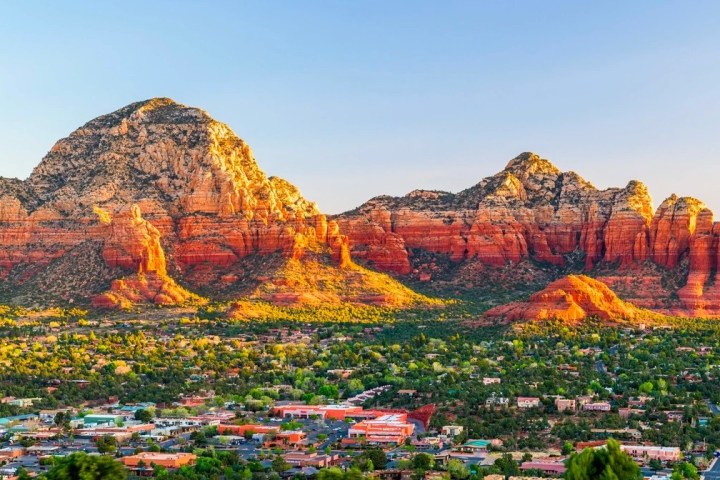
[335,153,720,317]
[0,98,427,308]
[1,101,718,318]
[484,275,659,323]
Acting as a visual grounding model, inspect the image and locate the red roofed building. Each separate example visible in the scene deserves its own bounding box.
[217,424,280,435]
[348,413,415,444]
[122,452,197,469]
[274,404,364,421]
[521,459,566,475]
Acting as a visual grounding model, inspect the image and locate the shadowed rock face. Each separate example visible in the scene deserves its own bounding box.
[336,152,720,316]
[0,98,418,308]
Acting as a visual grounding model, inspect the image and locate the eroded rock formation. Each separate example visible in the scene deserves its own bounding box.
[0,98,415,308]
[336,153,720,316]
[484,275,659,323]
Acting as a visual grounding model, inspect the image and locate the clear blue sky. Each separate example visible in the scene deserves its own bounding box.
[1,1,719,214]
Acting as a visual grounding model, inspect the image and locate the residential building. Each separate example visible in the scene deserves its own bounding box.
[620,445,681,462]
[583,402,611,412]
[485,396,509,407]
[441,425,464,437]
[619,408,644,419]
[517,397,541,409]
[555,398,576,412]
[520,460,566,476]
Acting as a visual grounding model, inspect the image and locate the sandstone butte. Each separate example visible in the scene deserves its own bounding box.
[483,275,662,324]
[0,98,430,309]
[335,152,720,318]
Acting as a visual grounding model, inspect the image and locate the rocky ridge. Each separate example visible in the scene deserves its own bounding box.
[336,153,720,317]
[0,98,427,308]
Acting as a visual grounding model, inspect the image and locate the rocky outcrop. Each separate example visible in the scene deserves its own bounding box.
[336,152,720,316]
[0,98,423,308]
[336,153,655,274]
[484,275,658,323]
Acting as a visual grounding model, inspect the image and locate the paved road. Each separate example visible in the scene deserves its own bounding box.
[705,457,720,480]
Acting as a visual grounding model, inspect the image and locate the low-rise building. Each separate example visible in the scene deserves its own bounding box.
[520,459,566,476]
[555,398,576,412]
[485,396,509,407]
[441,425,464,437]
[217,424,280,436]
[283,452,339,468]
[517,397,541,409]
[274,404,364,421]
[347,414,414,444]
[620,445,681,462]
[122,452,197,469]
[619,408,644,419]
[583,402,611,412]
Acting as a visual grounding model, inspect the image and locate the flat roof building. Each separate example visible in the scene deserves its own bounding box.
[348,414,414,444]
[121,452,197,469]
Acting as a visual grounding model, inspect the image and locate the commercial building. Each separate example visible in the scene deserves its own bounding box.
[217,424,280,436]
[347,414,414,444]
[274,404,364,421]
[121,452,197,469]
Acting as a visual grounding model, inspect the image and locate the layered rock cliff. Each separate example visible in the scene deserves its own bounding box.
[336,153,720,317]
[0,98,426,308]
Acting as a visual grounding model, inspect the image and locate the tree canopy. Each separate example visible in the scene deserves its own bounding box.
[564,439,641,480]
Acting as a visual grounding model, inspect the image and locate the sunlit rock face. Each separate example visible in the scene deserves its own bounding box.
[337,152,720,316]
[483,275,658,323]
[0,98,359,307]
[337,153,654,271]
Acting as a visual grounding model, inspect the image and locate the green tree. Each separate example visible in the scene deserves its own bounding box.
[95,435,117,455]
[318,467,346,480]
[412,453,434,471]
[564,439,641,480]
[671,462,700,480]
[364,448,388,470]
[134,409,153,423]
[447,459,470,479]
[493,454,519,477]
[271,455,290,473]
[45,452,127,480]
[562,441,574,455]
